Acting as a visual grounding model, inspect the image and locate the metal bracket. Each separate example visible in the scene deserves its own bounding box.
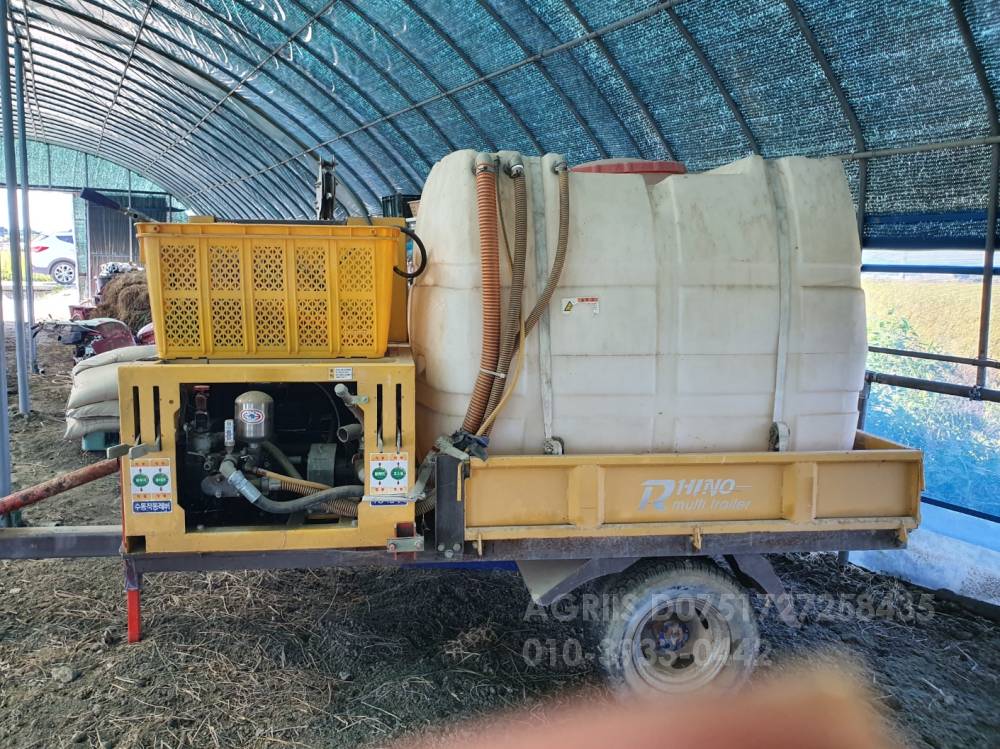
[128,439,161,460]
[725,554,799,627]
[896,524,909,546]
[106,443,130,459]
[434,452,467,559]
[517,557,638,606]
[387,535,424,554]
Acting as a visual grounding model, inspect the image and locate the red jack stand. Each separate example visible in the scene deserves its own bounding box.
[124,559,143,643]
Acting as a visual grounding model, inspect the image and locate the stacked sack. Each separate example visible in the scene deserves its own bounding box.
[65,345,157,440]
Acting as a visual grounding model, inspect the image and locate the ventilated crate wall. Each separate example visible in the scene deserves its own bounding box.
[140,223,397,359]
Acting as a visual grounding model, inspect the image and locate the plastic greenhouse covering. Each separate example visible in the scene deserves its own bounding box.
[0,137,167,193]
[0,0,994,237]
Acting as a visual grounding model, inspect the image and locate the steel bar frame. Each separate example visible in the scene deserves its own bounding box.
[667,7,759,156]
[400,0,545,155]
[103,0,383,213]
[563,0,678,160]
[149,0,339,171]
[8,94,250,218]
[14,79,260,214]
[1,0,29,416]
[181,0,694,199]
[9,0,45,136]
[10,33,324,218]
[0,0,14,500]
[473,0,610,159]
[269,0,460,166]
[13,38,35,373]
[23,0,378,216]
[15,5,315,218]
[10,0,44,141]
[19,3,298,188]
[783,0,868,239]
[0,524,902,563]
[181,0,422,191]
[186,0,424,189]
[343,0,497,152]
[507,0,645,157]
[868,346,999,370]
[96,0,152,158]
[949,0,999,390]
[855,2,1000,409]
[861,263,991,275]
[866,370,1000,403]
[839,135,1000,161]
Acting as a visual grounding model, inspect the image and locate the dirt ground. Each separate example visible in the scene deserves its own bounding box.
[0,329,997,748]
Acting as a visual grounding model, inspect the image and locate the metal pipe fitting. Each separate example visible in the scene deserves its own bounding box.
[475,151,497,173]
[337,423,363,443]
[219,460,263,505]
[505,152,525,177]
[333,383,364,407]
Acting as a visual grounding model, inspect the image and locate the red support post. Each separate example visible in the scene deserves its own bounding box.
[126,589,142,643]
[124,559,142,643]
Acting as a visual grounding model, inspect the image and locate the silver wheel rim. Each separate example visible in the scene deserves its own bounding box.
[626,593,733,692]
[52,263,75,284]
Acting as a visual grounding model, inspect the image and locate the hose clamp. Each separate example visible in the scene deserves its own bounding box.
[505,153,525,177]
[475,152,497,174]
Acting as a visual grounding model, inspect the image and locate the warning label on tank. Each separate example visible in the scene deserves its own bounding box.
[369,452,408,495]
[130,458,173,512]
[561,296,600,315]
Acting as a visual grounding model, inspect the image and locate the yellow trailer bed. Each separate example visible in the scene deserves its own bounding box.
[432,431,921,561]
[458,432,920,547]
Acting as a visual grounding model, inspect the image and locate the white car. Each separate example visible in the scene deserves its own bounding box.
[30,231,77,285]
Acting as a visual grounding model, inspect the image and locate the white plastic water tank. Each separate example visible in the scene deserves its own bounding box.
[410,150,866,456]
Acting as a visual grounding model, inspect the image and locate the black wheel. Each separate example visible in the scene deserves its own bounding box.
[49,260,76,285]
[594,558,759,693]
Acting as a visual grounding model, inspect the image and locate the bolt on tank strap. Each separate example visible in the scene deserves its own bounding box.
[766,160,792,451]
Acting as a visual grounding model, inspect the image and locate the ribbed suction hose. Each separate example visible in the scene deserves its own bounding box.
[524,162,570,335]
[473,159,571,438]
[250,469,364,516]
[461,152,502,434]
[220,460,363,515]
[484,155,528,423]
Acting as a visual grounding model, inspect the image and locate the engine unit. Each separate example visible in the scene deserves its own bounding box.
[117,353,416,553]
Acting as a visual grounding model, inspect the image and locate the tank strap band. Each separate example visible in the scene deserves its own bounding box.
[767,162,792,450]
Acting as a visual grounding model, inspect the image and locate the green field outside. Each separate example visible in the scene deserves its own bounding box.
[0,246,49,283]
[864,277,998,359]
[863,275,999,513]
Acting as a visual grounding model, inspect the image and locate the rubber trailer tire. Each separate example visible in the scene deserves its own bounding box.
[594,558,759,694]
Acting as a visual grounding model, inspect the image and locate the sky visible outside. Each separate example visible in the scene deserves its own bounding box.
[0,188,74,235]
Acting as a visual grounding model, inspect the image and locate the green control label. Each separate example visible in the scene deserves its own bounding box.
[130,460,173,504]
[368,452,409,497]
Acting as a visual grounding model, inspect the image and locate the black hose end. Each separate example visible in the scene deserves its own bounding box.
[394,226,428,279]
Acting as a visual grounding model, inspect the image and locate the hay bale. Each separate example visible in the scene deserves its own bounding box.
[95,270,151,332]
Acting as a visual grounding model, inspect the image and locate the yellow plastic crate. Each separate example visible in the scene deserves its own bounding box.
[137,222,399,359]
